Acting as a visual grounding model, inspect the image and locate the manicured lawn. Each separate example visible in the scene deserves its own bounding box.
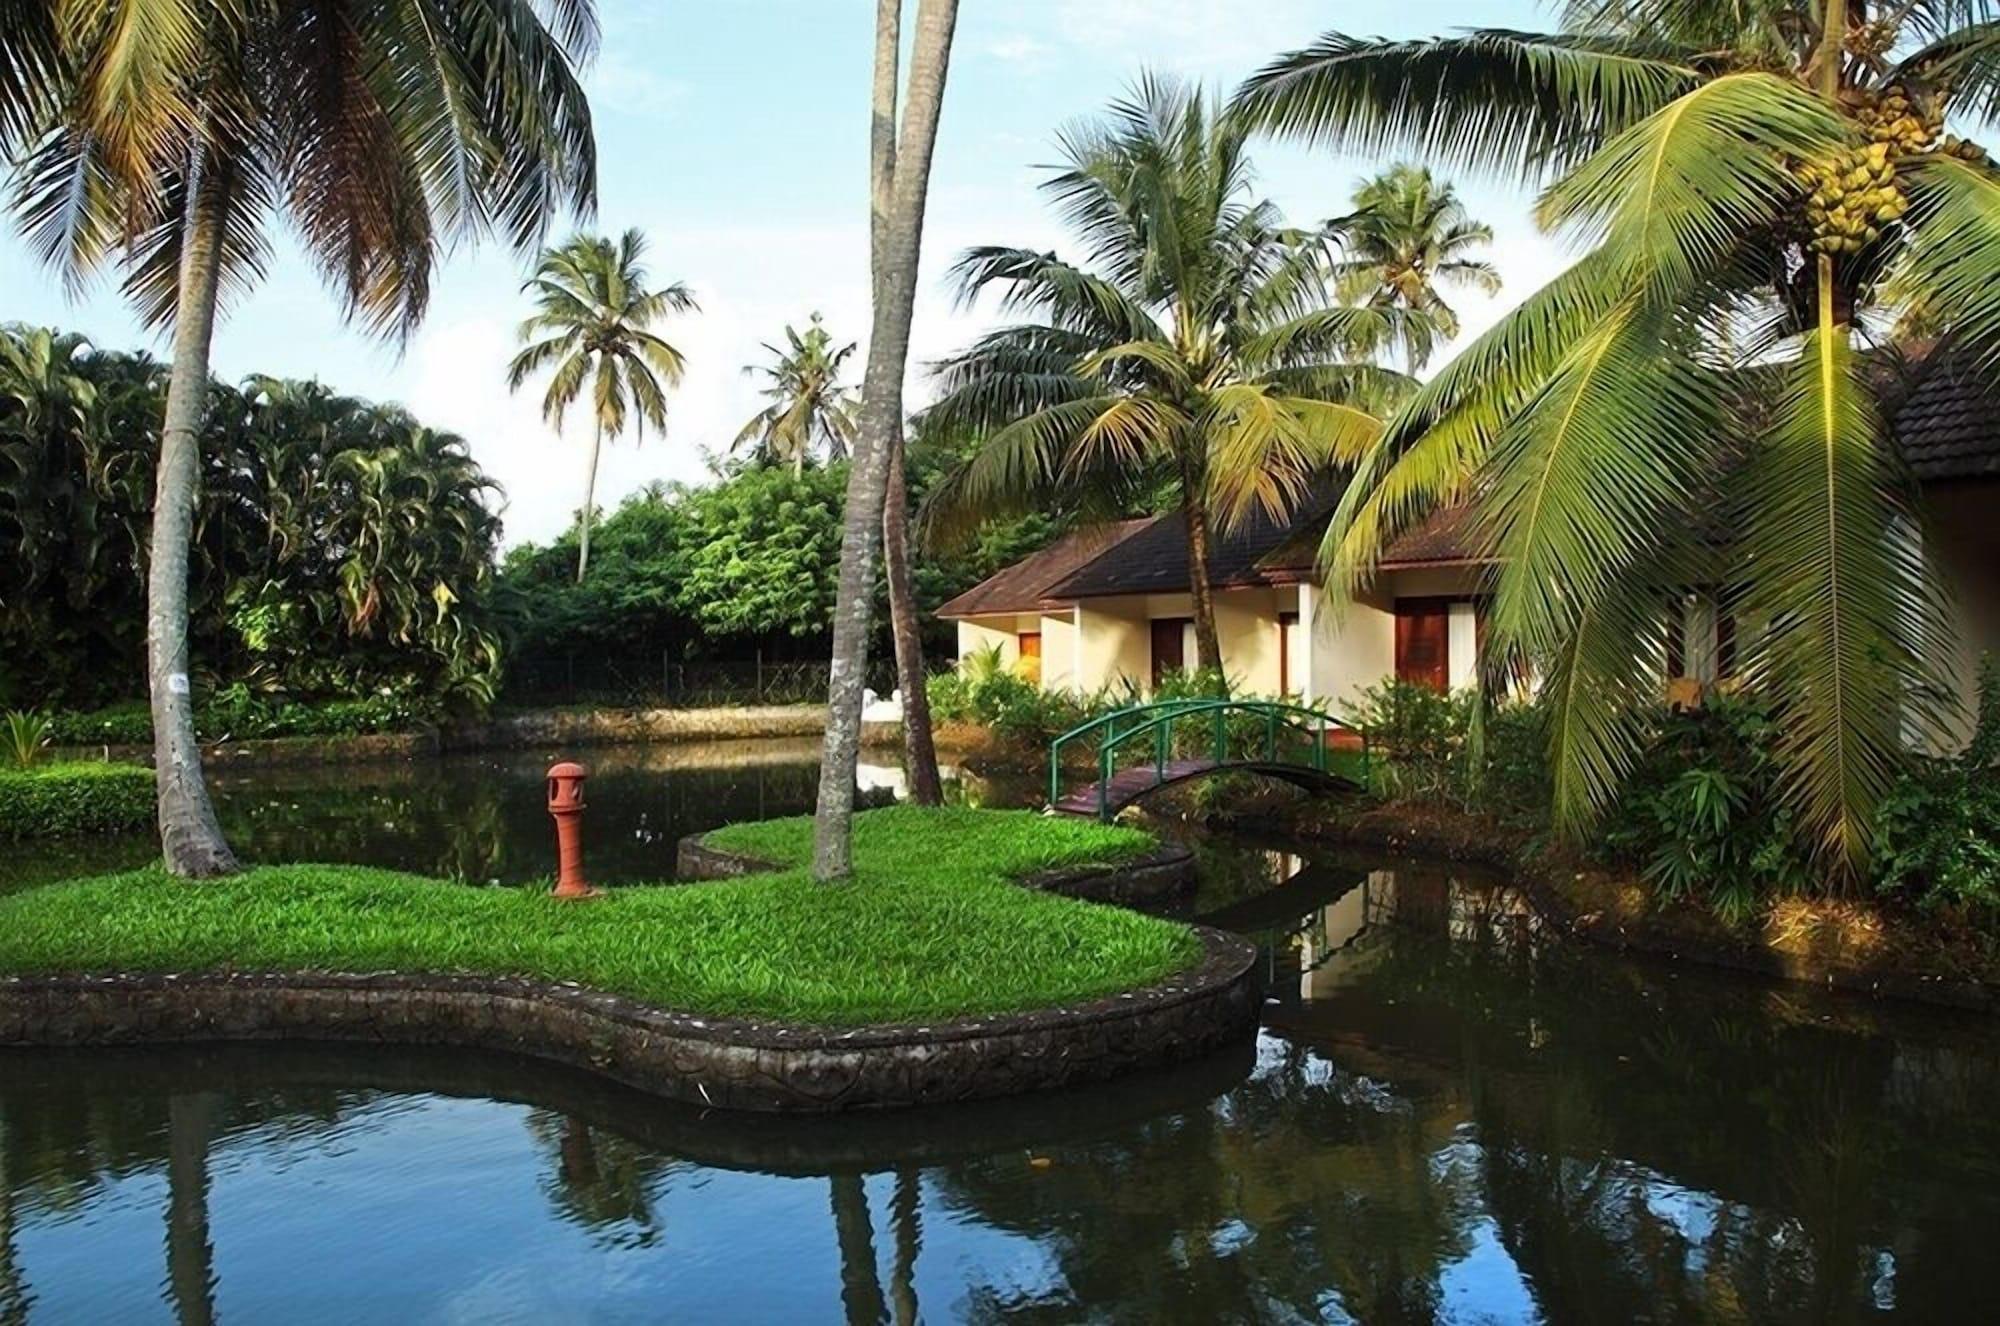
[0,806,1200,1026]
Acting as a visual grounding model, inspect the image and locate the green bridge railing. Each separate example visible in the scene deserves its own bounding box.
[1048,698,1367,820]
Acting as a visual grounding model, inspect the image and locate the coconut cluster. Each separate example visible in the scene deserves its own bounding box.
[1797,88,1942,256]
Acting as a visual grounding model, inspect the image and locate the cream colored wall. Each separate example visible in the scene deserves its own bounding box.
[1074,598,1150,695]
[1928,480,2000,747]
[1305,589,1395,713]
[1214,587,1286,694]
[1039,609,1079,690]
[955,619,1017,668]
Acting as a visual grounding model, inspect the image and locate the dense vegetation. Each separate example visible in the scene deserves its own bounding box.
[0,808,1197,1024]
[0,762,154,840]
[1,326,503,713]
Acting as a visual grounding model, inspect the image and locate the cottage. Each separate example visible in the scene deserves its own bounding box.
[938,353,2000,733]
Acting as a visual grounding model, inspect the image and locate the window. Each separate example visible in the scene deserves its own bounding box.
[1016,631,1042,684]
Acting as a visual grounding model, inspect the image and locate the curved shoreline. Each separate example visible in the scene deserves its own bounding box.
[675,831,1199,903]
[1205,800,2000,1015]
[0,927,1259,1114]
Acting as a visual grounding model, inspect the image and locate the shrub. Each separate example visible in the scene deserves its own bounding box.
[1874,660,2000,914]
[1601,694,1811,925]
[4,711,51,769]
[0,762,155,839]
[1343,680,1478,804]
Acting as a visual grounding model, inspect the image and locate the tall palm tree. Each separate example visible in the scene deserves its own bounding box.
[1234,0,2000,871]
[509,228,695,582]
[5,0,598,876]
[812,0,960,882]
[1328,164,1500,372]
[734,313,859,475]
[921,77,1421,673]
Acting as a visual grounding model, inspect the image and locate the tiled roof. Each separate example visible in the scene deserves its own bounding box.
[1044,483,1345,600]
[1894,353,2000,482]
[1377,504,1496,568]
[934,520,1149,619]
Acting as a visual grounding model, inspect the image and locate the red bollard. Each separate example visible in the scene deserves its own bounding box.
[547,761,600,900]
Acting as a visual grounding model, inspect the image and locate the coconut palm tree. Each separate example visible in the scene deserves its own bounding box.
[920,77,1422,674]
[811,0,960,882]
[5,0,598,876]
[734,313,860,475]
[1234,0,2000,871]
[1328,164,1500,372]
[509,228,695,583]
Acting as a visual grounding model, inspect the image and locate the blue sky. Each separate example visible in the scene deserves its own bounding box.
[2,0,1561,546]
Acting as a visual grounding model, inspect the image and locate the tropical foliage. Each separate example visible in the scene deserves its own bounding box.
[0,762,154,840]
[1238,1,2000,872]
[509,228,696,582]
[922,77,1422,671]
[6,0,600,875]
[734,313,859,474]
[1874,659,2000,913]
[0,325,503,711]
[1327,163,1500,371]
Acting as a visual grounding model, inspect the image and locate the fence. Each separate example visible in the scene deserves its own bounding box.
[504,653,899,710]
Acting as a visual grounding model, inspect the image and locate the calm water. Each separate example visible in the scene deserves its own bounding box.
[4,746,1999,1322]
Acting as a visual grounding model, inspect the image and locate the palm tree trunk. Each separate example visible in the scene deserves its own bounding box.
[149,149,238,878]
[576,420,603,583]
[888,1168,922,1326]
[1180,482,1224,687]
[0,1114,24,1326]
[829,1173,885,1325]
[812,0,959,881]
[166,1094,217,1326]
[882,427,942,805]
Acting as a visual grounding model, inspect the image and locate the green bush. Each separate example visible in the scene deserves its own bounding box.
[4,710,52,768]
[0,762,154,839]
[1344,680,1478,804]
[1874,661,2000,914]
[1601,694,1811,925]
[42,690,441,747]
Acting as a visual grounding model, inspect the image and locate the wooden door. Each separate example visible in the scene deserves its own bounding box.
[1395,599,1450,692]
[1150,617,1190,689]
[1016,631,1042,684]
[1278,611,1300,696]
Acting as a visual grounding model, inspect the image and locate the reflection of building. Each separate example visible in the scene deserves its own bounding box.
[1296,868,1541,1003]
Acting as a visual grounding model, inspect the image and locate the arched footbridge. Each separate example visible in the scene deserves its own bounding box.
[1048,699,1369,821]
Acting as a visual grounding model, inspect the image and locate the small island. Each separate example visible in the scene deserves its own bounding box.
[0,807,1257,1112]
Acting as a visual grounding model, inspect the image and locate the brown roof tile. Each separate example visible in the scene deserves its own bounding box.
[934,520,1149,619]
[1895,353,2000,482]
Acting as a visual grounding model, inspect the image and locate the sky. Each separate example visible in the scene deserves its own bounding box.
[1,0,1566,548]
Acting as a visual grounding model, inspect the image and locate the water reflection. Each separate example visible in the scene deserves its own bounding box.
[5,844,1998,1321]
[1,739,907,892]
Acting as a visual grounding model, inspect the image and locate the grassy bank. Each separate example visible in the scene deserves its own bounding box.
[0,807,1200,1025]
[0,762,153,840]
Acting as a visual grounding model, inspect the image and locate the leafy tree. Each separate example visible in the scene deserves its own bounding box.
[921,77,1421,675]
[1236,0,1999,871]
[1328,163,1500,371]
[734,313,860,475]
[509,228,696,584]
[0,325,504,712]
[6,0,598,876]
[677,464,849,639]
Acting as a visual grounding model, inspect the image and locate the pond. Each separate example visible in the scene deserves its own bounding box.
[4,744,1998,1322]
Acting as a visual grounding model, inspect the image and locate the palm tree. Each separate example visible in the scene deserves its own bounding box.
[734,313,859,475]
[509,228,695,583]
[1328,164,1500,372]
[5,0,598,876]
[1234,1,2000,871]
[920,77,1421,674]
[811,0,961,882]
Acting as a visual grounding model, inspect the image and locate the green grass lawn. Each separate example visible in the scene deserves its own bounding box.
[0,806,1200,1026]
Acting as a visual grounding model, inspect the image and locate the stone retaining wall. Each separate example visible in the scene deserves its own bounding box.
[0,928,1258,1113]
[675,833,1199,904]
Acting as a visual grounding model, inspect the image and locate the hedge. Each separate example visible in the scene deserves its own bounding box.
[44,693,439,747]
[0,763,156,839]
